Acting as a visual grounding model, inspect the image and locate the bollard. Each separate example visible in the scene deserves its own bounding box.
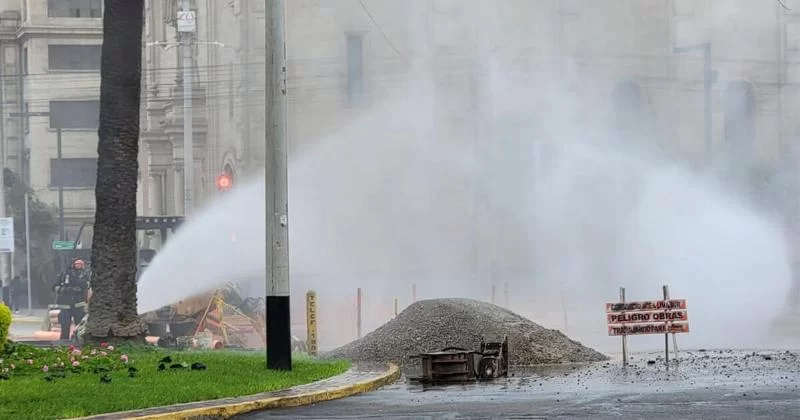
[394,297,398,317]
[306,290,318,356]
[356,287,362,339]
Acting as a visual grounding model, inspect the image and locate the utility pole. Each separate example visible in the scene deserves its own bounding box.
[178,0,195,216]
[56,128,64,239]
[24,190,31,315]
[265,0,292,371]
[0,92,7,290]
[674,42,715,163]
[149,7,231,217]
[11,111,62,289]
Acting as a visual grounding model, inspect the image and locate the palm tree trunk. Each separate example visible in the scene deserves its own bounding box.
[87,0,145,340]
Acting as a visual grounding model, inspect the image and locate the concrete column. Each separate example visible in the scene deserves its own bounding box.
[149,172,164,216]
[173,166,185,216]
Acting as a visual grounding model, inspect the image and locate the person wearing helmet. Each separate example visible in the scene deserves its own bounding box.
[52,258,90,340]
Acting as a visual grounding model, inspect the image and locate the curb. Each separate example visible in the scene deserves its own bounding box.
[81,363,401,420]
[11,318,42,325]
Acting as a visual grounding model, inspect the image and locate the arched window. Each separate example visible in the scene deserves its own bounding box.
[723,80,756,157]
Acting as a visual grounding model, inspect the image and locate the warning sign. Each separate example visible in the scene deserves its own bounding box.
[607,310,688,324]
[608,322,690,336]
[605,299,686,313]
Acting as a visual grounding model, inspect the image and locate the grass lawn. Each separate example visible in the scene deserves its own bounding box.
[0,341,349,420]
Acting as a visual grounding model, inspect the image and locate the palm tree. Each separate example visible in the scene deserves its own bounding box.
[86,0,146,341]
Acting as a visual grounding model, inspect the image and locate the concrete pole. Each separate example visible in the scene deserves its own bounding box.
[180,0,193,217]
[265,0,292,371]
[57,128,64,240]
[24,190,31,315]
[0,90,8,288]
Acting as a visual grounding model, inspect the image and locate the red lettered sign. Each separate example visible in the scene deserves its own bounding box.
[608,322,690,336]
[607,310,688,325]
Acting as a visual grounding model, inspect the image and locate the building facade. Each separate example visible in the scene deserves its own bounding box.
[0,0,799,262]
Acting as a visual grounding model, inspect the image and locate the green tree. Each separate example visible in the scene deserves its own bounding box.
[3,168,59,305]
[87,0,146,341]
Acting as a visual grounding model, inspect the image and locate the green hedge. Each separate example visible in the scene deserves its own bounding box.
[0,302,10,353]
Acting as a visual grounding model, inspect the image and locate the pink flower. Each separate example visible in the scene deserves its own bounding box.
[99,351,107,357]
[107,345,115,351]
[68,344,76,352]
[41,365,48,372]
[100,342,108,348]
[120,354,128,363]
[90,349,97,355]
[72,349,82,356]
[26,359,33,365]
[72,361,80,367]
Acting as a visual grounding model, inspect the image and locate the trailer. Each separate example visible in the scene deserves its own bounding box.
[410,336,509,383]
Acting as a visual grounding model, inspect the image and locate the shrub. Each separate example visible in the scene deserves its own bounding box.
[0,302,10,352]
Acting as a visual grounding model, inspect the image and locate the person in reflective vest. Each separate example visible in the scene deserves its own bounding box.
[53,259,90,340]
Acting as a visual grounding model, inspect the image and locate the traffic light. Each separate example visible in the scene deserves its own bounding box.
[216,172,233,192]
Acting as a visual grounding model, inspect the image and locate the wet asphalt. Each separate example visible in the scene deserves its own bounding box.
[237,349,800,419]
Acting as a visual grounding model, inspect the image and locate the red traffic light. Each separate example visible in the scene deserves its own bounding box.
[216,173,232,192]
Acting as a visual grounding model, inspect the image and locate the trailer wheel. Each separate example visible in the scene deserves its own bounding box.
[478,357,499,379]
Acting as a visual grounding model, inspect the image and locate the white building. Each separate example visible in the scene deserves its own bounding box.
[1,0,799,259]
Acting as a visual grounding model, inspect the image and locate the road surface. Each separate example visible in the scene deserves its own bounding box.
[237,350,800,419]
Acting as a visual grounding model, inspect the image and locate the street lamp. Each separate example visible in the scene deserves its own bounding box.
[673,42,717,163]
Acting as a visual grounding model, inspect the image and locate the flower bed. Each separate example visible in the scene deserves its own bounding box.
[0,341,349,420]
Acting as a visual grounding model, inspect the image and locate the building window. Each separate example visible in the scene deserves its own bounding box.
[723,80,756,157]
[346,34,364,105]
[49,45,101,70]
[49,100,99,130]
[50,158,97,188]
[48,0,102,18]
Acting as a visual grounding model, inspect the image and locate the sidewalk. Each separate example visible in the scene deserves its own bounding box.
[10,308,48,325]
[80,362,400,420]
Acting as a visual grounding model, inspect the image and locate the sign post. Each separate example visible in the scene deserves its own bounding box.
[620,287,628,367]
[662,285,670,366]
[605,287,689,367]
[305,290,317,356]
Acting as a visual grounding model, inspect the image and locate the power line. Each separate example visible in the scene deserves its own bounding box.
[357,0,402,57]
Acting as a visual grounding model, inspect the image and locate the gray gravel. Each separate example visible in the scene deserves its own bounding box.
[326,298,608,366]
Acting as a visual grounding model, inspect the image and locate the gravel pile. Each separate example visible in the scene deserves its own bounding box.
[327,298,608,366]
